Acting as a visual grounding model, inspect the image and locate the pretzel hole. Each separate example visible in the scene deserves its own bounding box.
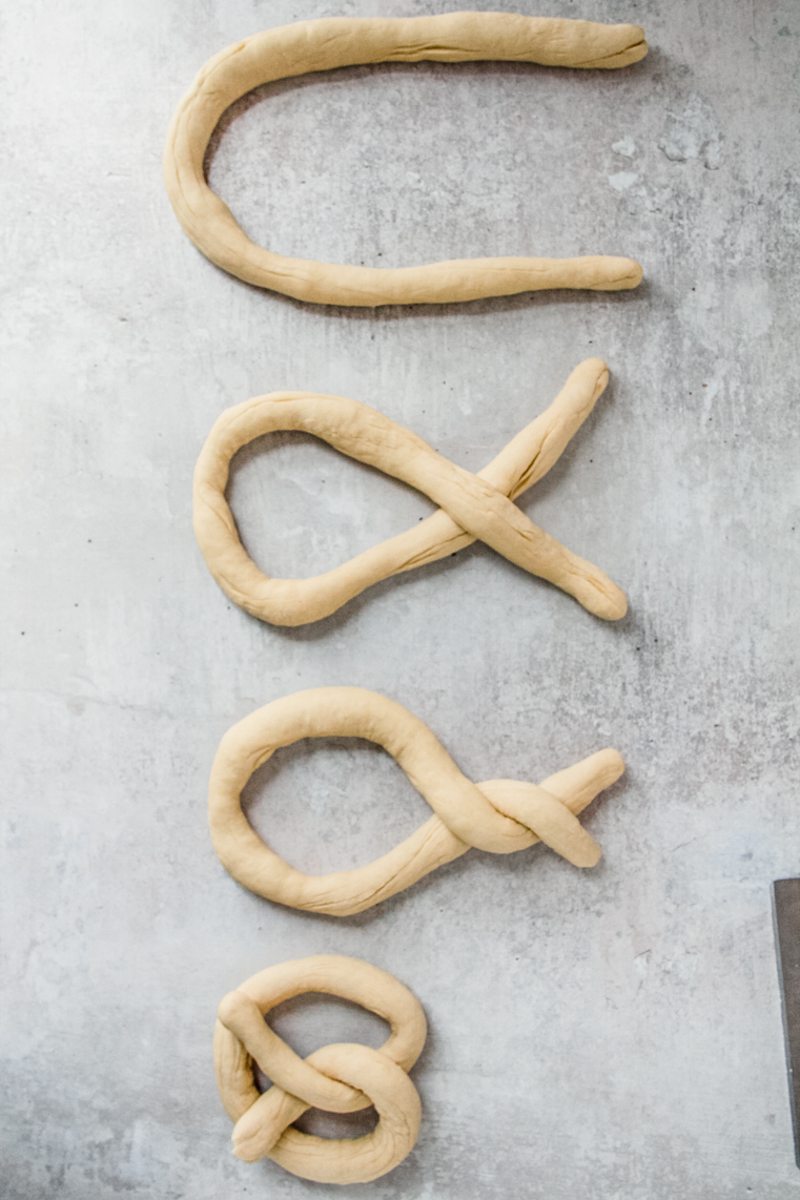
[228,430,434,576]
[292,1105,379,1140]
[204,61,621,267]
[253,994,387,1137]
[241,736,426,873]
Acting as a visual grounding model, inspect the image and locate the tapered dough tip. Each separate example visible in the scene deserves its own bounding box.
[583,581,629,622]
[600,747,626,779]
[627,26,649,62]
[231,1132,259,1163]
[231,1111,265,1163]
[605,25,649,67]
[580,358,610,400]
[623,258,645,288]
[589,747,626,791]
[585,257,643,290]
[605,590,629,621]
[577,841,603,869]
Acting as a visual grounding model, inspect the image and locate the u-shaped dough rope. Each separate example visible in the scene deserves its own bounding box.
[164,12,647,305]
[208,687,625,916]
[194,357,628,625]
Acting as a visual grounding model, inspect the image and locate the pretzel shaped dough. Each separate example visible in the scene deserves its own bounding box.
[194,357,628,625]
[214,955,427,1183]
[209,687,625,916]
[164,12,647,306]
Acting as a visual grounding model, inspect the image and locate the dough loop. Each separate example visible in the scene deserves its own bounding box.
[194,357,628,625]
[214,955,427,1184]
[208,686,625,915]
[164,12,647,305]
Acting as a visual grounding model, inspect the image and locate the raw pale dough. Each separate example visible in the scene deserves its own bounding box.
[164,12,647,305]
[194,357,628,625]
[208,686,625,915]
[214,955,426,1184]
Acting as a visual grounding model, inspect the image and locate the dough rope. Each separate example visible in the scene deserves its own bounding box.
[194,357,628,625]
[214,955,427,1183]
[208,687,625,916]
[164,12,647,306]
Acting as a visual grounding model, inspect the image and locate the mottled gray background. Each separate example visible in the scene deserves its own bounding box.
[2,0,799,1196]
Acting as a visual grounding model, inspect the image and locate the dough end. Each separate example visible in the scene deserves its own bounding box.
[231,1129,261,1163]
[601,748,626,783]
[578,840,603,869]
[611,258,644,290]
[582,580,628,622]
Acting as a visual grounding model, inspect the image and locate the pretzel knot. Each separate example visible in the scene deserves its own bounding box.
[209,687,625,916]
[214,955,427,1184]
[194,358,628,627]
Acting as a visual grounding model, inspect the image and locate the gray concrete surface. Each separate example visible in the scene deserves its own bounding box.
[2,0,799,1196]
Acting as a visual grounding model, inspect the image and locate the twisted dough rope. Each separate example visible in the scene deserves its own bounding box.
[194,357,628,625]
[164,12,647,306]
[214,955,427,1183]
[209,687,624,916]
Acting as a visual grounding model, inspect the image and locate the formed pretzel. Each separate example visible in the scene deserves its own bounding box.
[214,955,426,1183]
[194,357,628,626]
[208,687,625,916]
[164,12,647,306]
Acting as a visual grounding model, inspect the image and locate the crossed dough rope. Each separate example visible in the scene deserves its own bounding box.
[214,955,427,1183]
[164,12,647,306]
[194,357,628,626]
[208,687,625,916]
